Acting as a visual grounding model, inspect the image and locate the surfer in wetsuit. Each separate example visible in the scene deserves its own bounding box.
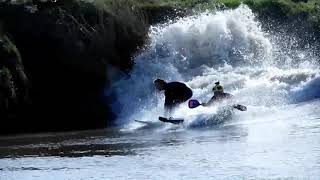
[154,79,193,116]
[203,81,233,106]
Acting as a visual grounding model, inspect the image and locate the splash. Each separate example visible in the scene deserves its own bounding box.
[111,5,320,126]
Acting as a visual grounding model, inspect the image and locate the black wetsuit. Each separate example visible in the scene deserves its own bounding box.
[164,82,193,111]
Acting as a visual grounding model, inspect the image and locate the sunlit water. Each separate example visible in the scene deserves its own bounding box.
[1,5,320,179]
[1,101,320,179]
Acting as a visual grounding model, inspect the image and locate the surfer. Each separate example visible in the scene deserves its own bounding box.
[154,79,193,116]
[188,81,247,111]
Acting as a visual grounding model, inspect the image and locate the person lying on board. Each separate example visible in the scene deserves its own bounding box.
[188,81,247,111]
[202,81,233,107]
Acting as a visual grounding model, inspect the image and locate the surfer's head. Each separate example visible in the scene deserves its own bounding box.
[154,79,166,91]
[213,82,224,95]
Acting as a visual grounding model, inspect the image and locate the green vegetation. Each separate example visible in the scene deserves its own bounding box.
[94,0,319,13]
[94,0,320,32]
[0,67,11,78]
[244,0,319,15]
[6,0,320,19]
[9,0,319,22]
[149,0,319,16]
[87,0,320,28]
[1,35,22,63]
[0,0,149,134]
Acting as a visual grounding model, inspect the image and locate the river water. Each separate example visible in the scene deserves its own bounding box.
[1,5,320,179]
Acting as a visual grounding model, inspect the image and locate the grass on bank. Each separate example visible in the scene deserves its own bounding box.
[152,0,319,16]
[7,0,320,17]
[90,0,320,29]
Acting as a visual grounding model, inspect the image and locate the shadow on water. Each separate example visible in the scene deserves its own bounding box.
[0,128,143,158]
[0,127,194,159]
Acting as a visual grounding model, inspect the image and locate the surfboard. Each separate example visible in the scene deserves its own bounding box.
[233,104,247,111]
[158,117,184,124]
[134,120,154,124]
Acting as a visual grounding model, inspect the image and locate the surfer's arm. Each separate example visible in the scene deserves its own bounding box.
[202,102,208,107]
[203,96,216,106]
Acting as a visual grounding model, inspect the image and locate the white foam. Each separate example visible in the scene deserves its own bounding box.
[110,5,320,128]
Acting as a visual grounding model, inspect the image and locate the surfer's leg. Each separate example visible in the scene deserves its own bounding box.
[164,103,174,117]
[166,101,181,117]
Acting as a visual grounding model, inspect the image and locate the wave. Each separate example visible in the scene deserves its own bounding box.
[110,5,319,127]
[289,77,320,103]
